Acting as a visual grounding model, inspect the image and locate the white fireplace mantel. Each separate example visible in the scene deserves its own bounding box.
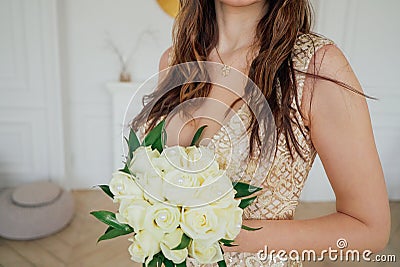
[106,81,150,171]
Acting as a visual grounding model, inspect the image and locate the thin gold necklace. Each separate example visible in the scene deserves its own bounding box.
[215,47,231,77]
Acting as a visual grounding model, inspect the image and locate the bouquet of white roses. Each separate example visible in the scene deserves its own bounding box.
[91,120,262,266]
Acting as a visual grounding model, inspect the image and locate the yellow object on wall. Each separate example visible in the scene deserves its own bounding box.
[157,0,179,18]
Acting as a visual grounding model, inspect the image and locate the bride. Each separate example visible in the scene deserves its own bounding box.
[131,0,390,266]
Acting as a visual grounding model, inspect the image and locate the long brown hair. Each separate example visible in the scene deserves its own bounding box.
[131,0,373,160]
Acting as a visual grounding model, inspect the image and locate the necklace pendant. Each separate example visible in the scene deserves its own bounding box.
[221,64,231,77]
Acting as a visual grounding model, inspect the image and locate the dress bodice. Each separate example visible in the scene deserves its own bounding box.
[181,33,335,267]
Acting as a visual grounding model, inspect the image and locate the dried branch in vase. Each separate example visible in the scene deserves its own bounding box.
[105,30,159,83]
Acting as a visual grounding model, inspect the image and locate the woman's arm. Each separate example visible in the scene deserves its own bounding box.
[225,45,391,254]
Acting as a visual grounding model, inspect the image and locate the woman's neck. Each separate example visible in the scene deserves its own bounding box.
[214,1,267,52]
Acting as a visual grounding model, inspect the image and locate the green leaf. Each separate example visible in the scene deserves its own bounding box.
[241,224,262,231]
[175,260,186,267]
[163,258,174,267]
[147,252,164,267]
[221,242,238,247]
[233,182,262,198]
[190,125,207,146]
[98,185,114,199]
[217,245,227,266]
[219,238,238,247]
[152,137,164,154]
[104,226,113,234]
[172,233,191,250]
[119,163,131,175]
[126,128,140,159]
[239,196,257,209]
[90,211,133,232]
[142,120,166,153]
[217,260,227,267]
[219,238,234,245]
[97,228,132,242]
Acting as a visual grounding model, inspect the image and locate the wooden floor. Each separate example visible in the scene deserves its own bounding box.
[0,190,398,267]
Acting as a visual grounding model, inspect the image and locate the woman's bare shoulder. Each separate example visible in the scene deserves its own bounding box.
[159,47,173,71]
[302,43,355,126]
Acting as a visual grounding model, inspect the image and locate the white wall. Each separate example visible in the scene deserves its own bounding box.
[58,0,174,188]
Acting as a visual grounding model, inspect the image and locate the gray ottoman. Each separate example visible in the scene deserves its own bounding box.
[0,181,74,240]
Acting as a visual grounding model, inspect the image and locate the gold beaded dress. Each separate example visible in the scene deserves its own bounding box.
[166,33,335,267]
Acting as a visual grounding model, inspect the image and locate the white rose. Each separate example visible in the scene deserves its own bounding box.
[159,146,218,174]
[139,173,165,203]
[144,202,181,234]
[116,199,151,231]
[188,240,223,264]
[208,188,239,209]
[185,146,219,173]
[162,227,184,248]
[196,173,234,206]
[224,206,243,240]
[162,169,204,206]
[109,171,143,201]
[158,146,187,172]
[151,154,174,174]
[161,243,188,264]
[160,228,188,264]
[181,206,225,245]
[162,181,200,207]
[128,239,146,263]
[213,205,243,240]
[209,188,242,240]
[164,169,201,187]
[129,146,161,177]
[128,230,162,264]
